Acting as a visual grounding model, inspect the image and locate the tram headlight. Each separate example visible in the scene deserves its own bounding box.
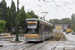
[25,35,26,36]
[37,35,39,36]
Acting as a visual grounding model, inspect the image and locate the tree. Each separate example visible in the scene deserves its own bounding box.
[6,7,11,31]
[11,1,16,26]
[40,17,43,19]
[0,0,11,32]
[27,11,38,18]
[53,19,60,24]
[49,19,60,28]
[0,20,6,33]
[0,3,2,19]
[0,0,8,21]
[71,13,75,30]
[49,18,71,28]
[60,18,71,28]
[49,19,54,24]
[60,18,71,24]
[49,19,60,25]
[18,6,31,28]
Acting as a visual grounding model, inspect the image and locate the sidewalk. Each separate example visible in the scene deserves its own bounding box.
[0,35,26,47]
[0,40,26,47]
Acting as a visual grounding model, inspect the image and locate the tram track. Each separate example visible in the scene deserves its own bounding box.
[24,42,39,49]
[35,35,63,50]
[0,32,66,50]
[18,33,65,50]
[24,41,47,50]
[12,42,39,50]
[51,33,65,50]
[24,34,63,50]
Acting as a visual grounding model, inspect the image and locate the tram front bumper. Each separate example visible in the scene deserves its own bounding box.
[25,37,41,41]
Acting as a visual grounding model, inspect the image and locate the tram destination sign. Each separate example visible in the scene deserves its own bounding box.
[27,21,37,23]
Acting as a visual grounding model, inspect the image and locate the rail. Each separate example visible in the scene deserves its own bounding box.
[51,33,65,50]
[0,32,65,50]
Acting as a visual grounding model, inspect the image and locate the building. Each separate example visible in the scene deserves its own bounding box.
[53,24,68,32]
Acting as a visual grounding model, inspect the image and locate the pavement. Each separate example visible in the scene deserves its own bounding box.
[64,32,75,41]
[0,32,75,50]
[55,32,75,50]
[0,35,26,47]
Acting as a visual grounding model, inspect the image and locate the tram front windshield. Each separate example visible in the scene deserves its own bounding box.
[26,20,38,33]
[27,28,37,33]
[27,23,37,28]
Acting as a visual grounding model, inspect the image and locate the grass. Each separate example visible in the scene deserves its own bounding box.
[47,32,66,41]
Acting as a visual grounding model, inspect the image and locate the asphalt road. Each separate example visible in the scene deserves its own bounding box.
[0,32,75,50]
[55,32,75,50]
[64,32,75,41]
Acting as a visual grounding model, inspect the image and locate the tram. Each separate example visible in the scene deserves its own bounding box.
[25,18,53,41]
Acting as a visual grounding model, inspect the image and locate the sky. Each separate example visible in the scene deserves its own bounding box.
[0,0,75,20]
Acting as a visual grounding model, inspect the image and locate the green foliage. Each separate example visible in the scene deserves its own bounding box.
[40,17,43,19]
[60,18,71,28]
[27,11,38,18]
[60,18,71,24]
[63,29,66,32]
[0,0,39,32]
[0,20,6,33]
[0,0,11,32]
[49,18,71,24]
[49,18,71,28]
[49,19,60,28]
[0,0,8,21]
[71,13,75,30]
[49,19,60,24]
[18,6,31,27]
[11,1,16,26]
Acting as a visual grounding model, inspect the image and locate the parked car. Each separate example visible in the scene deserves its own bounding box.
[66,31,69,34]
[71,31,75,35]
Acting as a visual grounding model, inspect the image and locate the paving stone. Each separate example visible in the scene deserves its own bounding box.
[65,47,75,50]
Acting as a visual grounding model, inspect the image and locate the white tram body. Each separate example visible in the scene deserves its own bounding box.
[25,18,53,41]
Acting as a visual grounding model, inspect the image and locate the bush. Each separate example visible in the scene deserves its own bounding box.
[0,20,6,33]
[63,29,66,32]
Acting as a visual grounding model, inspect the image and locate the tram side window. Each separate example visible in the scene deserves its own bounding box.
[49,28,51,33]
[50,27,53,33]
[48,27,50,34]
[47,26,49,34]
[46,26,48,34]
[46,26,47,34]
[44,25,46,34]
[45,26,46,34]
[51,28,53,33]
[49,28,50,34]
[39,24,43,33]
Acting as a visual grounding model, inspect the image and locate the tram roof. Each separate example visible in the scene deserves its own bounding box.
[26,18,53,27]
